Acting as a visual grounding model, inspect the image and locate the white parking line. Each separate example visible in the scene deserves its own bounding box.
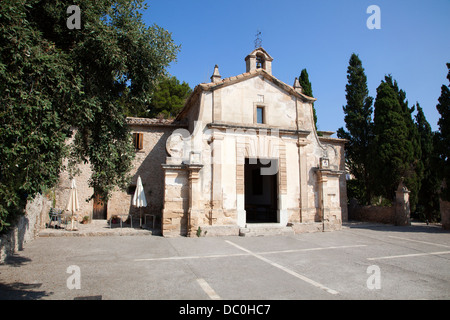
[225,240,339,295]
[367,251,450,261]
[388,236,450,248]
[197,278,221,300]
[133,244,367,262]
[134,253,248,261]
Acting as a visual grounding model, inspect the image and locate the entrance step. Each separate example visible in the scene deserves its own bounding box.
[239,223,295,237]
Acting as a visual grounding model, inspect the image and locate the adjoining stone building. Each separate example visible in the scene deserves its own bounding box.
[55,47,348,237]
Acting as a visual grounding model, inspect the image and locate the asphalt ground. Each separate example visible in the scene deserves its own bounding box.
[0,222,449,301]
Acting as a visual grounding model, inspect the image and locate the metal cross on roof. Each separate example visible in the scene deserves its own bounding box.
[254,29,262,49]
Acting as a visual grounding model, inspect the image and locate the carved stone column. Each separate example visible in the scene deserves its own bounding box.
[161,164,189,237]
[297,139,309,222]
[187,163,203,237]
[316,158,344,231]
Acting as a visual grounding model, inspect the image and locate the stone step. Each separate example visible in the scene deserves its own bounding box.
[239,223,295,237]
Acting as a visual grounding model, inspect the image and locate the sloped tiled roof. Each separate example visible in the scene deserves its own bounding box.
[126,117,187,127]
[198,68,315,101]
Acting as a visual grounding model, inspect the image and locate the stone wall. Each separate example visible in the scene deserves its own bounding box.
[0,194,52,264]
[108,124,178,221]
[348,203,396,224]
[348,182,411,226]
[440,199,450,230]
[54,121,185,224]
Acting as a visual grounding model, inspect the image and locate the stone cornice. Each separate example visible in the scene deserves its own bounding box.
[207,122,311,137]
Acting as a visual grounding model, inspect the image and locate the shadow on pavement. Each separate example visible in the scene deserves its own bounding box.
[344,220,448,234]
[0,282,52,300]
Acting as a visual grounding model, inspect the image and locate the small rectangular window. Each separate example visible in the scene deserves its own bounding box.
[133,133,144,150]
[256,107,264,124]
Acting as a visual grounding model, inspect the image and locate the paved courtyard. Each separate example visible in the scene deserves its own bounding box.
[0,222,449,300]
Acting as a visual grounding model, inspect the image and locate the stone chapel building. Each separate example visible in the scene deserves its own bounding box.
[55,48,348,237]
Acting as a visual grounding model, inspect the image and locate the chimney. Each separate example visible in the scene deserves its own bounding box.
[210,65,221,83]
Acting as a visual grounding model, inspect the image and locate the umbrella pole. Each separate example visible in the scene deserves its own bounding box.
[140,207,142,228]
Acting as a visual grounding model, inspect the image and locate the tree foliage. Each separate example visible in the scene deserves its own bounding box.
[125,75,192,118]
[435,63,450,201]
[382,76,423,212]
[371,76,423,211]
[0,0,179,232]
[149,76,192,118]
[298,69,317,128]
[415,104,440,221]
[372,81,409,199]
[337,53,374,205]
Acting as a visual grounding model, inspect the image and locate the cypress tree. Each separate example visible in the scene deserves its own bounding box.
[435,63,450,201]
[337,53,374,205]
[299,69,317,128]
[415,103,440,221]
[372,80,414,202]
[383,76,422,212]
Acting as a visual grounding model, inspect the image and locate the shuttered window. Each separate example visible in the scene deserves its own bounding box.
[133,133,144,150]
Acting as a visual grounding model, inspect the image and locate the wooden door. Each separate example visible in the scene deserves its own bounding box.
[93,190,107,220]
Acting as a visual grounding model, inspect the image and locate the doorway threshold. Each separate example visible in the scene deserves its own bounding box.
[240,223,294,237]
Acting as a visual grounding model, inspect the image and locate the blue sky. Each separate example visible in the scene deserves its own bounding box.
[143,0,450,134]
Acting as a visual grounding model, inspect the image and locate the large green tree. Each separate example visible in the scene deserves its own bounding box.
[415,103,440,221]
[298,68,317,128]
[337,53,374,205]
[435,63,450,201]
[0,0,179,232]
[147,76,192,118]
[371,79,415,203]
[383,76,422,212]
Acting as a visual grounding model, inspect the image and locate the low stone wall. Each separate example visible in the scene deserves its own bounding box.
[440,200,450,230]
[348,182,411,226]
[0,194,52,264]
[348,204,395,224]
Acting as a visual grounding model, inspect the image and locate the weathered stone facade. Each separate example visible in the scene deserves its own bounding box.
[55,47,348,237]
[158,48,347,236]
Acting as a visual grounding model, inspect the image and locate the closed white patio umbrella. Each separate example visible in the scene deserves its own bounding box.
[66,178,80,231]
[132,176,147,227]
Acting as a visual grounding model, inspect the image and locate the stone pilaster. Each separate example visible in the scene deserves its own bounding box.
[161,164,189,237]
[187,164,203,237]
[316,165,344,230]
[297,139,309,222]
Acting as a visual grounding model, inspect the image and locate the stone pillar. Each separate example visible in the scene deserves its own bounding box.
[395,182,411,226]
[161,164,189,237]
[316,161,344,231]
[210,134,224,225]
[439,199,450,230]
[186,164,203,237]
[297,139,309,222]
[236,138,246,227]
